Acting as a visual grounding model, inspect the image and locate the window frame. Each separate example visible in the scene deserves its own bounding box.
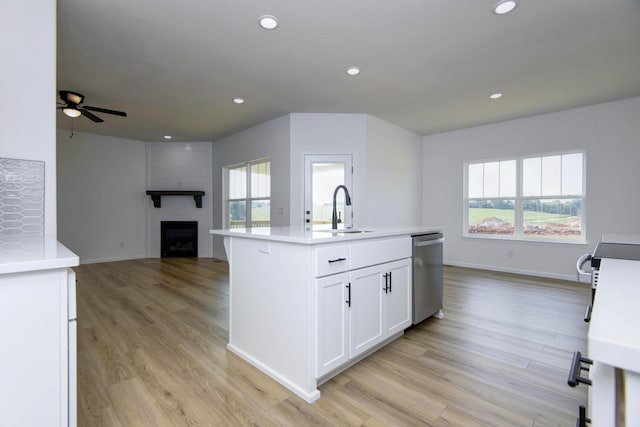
[224,158,271,229]
[463,150,586,243]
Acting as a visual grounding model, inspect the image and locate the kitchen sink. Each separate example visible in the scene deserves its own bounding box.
[315,229,372,234]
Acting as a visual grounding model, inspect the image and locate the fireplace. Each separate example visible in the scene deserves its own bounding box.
[161,221,198,257]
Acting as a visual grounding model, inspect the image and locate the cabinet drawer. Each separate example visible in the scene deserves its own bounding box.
[350,237,411,271]
[314,245,351,277]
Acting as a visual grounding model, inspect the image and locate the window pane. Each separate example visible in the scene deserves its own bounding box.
[523,198,582,238]
[522,157,541,196]
[468,163,483,198]
[312,163,345,224]
[541,155,561,196]
[483,162,499,198]
[562,153,583,195]
[228,166,247,199]
[228,201,246,229]
[251,161,271,198]
[467,199,515,235]
[499,160,516,197]
[251,200,270,228]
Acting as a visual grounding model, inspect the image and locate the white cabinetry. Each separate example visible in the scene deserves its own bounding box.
[315,238,412,377]
[316,272,350,376]
[0,266,76,427]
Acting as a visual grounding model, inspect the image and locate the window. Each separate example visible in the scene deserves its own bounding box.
[225,159,270,228]
[465,151,584,241]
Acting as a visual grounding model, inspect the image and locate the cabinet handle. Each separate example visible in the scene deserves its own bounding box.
[576,405,591,427]
[328,257,347,264]
[389,271,392,292]
[584,305,592,323]
[568,351,593,387]
[383,273,389,293]
[346,283,351,307]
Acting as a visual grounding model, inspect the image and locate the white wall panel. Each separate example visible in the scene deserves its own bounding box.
[364,116,422,227]
[1,1,57,237]
[422,97,640,280]
[211,115,291,259]
[57,130,146,263]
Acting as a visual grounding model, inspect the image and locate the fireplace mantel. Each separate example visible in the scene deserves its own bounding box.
[146,190,205,208]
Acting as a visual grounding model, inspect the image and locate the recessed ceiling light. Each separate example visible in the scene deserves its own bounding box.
[233,98,245,104]
[346,66,361,76]
[163,135,172,139]
[258,15,279,30]
[489,92,503,99]
[493,0,517,15]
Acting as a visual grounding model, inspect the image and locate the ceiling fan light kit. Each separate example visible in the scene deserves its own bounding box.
[62,107,81,117]
[57,90,127,123]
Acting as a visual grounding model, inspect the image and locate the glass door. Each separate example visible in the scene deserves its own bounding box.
[304,155,353,228]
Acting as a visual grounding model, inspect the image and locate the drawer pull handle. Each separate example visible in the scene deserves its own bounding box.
[328,257,347,264]
[568,351,593,387]
[584,305,592,323]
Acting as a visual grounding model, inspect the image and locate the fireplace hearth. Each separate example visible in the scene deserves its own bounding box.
[161,221,198,257]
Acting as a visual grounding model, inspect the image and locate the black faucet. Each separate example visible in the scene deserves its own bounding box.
[332,185,352,230]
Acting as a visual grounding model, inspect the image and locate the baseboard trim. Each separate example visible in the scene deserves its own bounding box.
[226,344,320,403]
[80,254,147,265]
[444,260,576,282]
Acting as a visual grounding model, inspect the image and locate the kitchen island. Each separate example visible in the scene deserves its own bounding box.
[209,226,441,402]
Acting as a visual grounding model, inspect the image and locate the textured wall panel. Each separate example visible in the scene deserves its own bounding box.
[0,158,45,240]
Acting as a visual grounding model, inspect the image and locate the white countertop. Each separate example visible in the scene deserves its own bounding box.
[209,225,442,245]
[0,234,79,275]
[588,257,640,372]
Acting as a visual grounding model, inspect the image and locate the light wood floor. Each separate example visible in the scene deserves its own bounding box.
[75,258,589,426]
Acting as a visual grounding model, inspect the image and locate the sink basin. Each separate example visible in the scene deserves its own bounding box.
[315,229,372,234]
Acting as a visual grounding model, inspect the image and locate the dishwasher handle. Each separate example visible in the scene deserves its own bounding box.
[576,253,592,281]
[415,237,444,247]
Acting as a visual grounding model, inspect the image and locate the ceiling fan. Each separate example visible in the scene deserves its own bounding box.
[57,90,127,123]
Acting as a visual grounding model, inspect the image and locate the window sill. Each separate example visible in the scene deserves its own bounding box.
[462,233,588,246]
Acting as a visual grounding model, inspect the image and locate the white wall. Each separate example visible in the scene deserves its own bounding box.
[422,97,640,280]
[57,130,146,263]
[289,113,367,226]
[146,142,214,258]
[211,115,291,259]
[364,116,422,226]
[1,1,57,237]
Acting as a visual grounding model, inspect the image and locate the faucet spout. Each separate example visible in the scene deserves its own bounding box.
[332,185,352,230]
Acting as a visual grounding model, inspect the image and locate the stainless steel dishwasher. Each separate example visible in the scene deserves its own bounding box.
[412,232,444,324]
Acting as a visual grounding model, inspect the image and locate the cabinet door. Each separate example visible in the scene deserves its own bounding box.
[385,258,412,335]
[349,265,385,358]
[316,273,350,377]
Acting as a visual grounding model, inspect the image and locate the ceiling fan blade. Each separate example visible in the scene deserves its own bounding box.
[80,109,104,123]
[83,105,127,117]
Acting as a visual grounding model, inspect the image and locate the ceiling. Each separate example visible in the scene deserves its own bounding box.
[57,0,640,142]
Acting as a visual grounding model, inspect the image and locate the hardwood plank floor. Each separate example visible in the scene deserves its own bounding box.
[74,259,589,426]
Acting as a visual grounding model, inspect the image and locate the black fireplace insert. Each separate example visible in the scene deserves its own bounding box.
[161,221,198,257]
